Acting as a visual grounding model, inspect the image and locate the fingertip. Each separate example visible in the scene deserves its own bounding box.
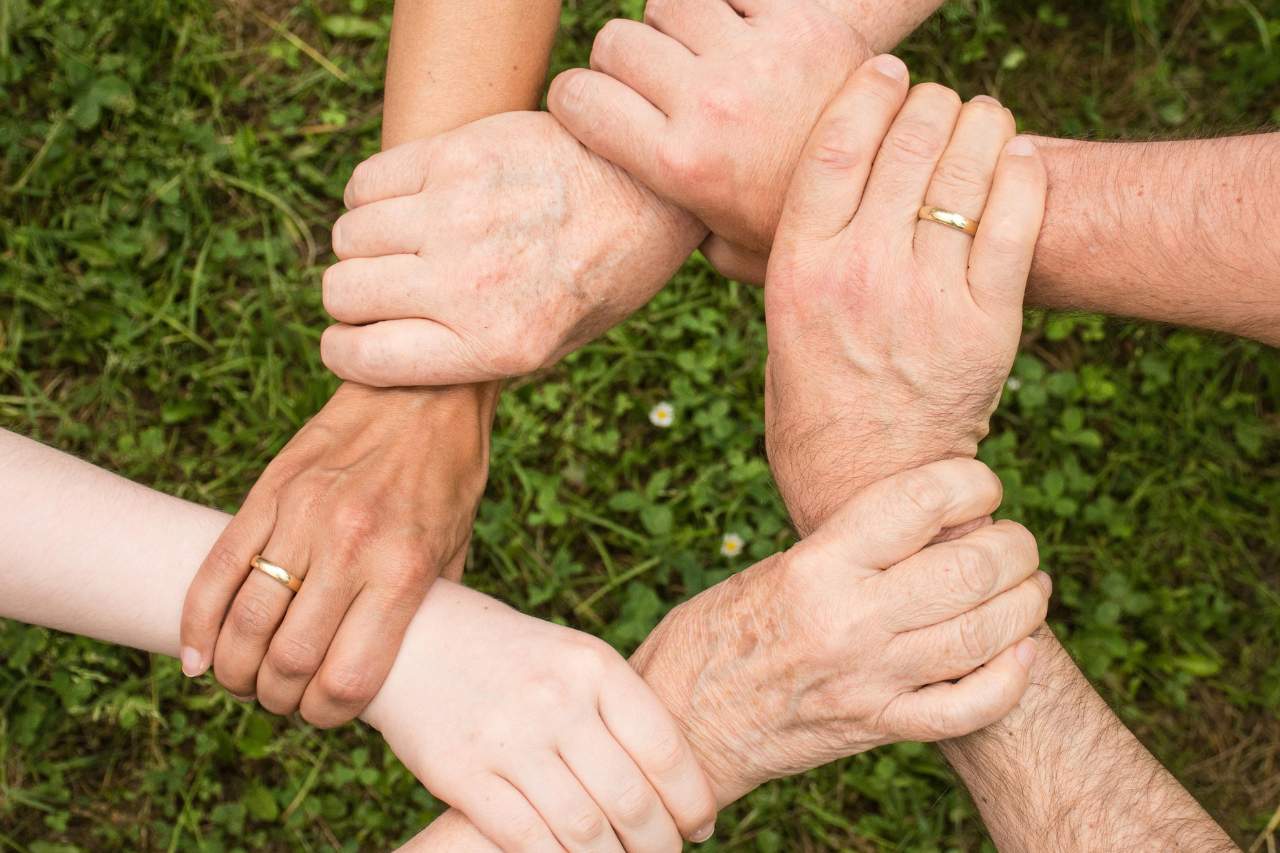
[865,53,908,82]
[1014,636,1037,669]
[1005,135,1038,158]
[180,645,208,678]
[547,67,589,116]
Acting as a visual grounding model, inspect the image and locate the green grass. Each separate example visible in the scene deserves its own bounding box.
[2,0,1279,849]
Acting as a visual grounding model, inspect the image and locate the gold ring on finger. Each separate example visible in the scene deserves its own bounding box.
[918,205,979,236]
[250,555,302,593]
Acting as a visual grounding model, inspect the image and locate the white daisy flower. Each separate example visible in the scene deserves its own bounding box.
[720,532,744,558]
[1005,377,1023,391]
[649,402,675,429]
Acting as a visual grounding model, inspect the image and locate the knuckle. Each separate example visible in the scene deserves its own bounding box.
[320,265,350,319]
[229,591,279,638]
[504,813,547,847]
[642,0,670,27]
[696,85,748,125]
[956,610,996,662]
[565,809,607,844]
[642,726,688,775]
[592,18,624,61]
[933,156,991,192]
[809,118,870,172]
[914,82,962,109]
[885,120,947,164]
[952,542,997,600]
[266,635,325,680]
[613,780,658,826]
[655,138,712,186]
[203,542,249,582]
[329,502,378,543]
[894,468,951,519]
[316,664,378,709]
[343,160,372,207]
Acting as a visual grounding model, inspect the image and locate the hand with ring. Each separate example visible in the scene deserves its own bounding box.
[179,383,494,726]
[762,56,1048,534]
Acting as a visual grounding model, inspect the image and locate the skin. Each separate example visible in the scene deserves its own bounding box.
[758,55,1236,851]
[547,0,1280,344]
[179,0,562,728]
[317,0,938,387]
[0,432,1045,850]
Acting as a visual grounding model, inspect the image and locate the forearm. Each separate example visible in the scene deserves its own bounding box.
[1028,134,1280,344]
[382,0,560,147]
[941,626,1235,851]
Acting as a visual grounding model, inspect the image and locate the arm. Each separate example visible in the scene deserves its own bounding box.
[547,3,1279,345]
[179,0,561,728]
[0,429,1050,850]
[759,64,1236,850]
[1027,134,1280,345]
[315,0,943,388]
[941,631,1236,851]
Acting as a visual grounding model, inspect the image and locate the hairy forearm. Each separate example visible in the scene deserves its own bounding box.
[941,626,1235,851]
[1029,134,1280,344]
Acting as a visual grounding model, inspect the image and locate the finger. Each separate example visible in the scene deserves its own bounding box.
[331,194,429,260]
[211,535,308,698]
[342,138,436,209]
[457,775,566,853]
[778,54,910,243]
[320,320,482,388]
[256,560,359,716]
[897,573,1051,684]
[558,726,681,851]
[321,254,441,326]
[299,583,423,728]
[644,0,746,54]
[508,758,624,852]
[801,458,1004,571]
[967,136,1047,316]
[884,637,1038,741]
[597,671,718,843]
[876,520,1040,631]
[856,82,963,234]
[699,234,766,285]
[590,19,694,114]
[914,95,1016,272]
[180,486,277,677]
[548,68,667,191]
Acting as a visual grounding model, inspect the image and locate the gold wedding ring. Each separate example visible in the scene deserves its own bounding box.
[918,205,979,236]
[251,555,302,593]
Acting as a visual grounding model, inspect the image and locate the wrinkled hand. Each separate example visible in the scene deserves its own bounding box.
[363,580,718,851]
[762,59,1047,533]
[548,0,866,260]
[631,459,1048,805]
[319,111,704,387]
[180,383,494,727]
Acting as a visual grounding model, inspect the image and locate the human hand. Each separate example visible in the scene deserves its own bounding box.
[180,383,494,727]
[548,0,867,262]
[363,580,718,851]
[319,111,704,387]
[630,459,1048,804]
[762,58,1046,533]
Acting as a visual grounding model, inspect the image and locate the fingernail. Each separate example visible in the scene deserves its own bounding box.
[1015,638,1037,668]
[180,646,207,678]
[869,54,908,81]
[971,94,1002,107]
[690,823,715,843]
[1035,571,1053,596]
[231,692,256,703]
[1006,136,1037,157]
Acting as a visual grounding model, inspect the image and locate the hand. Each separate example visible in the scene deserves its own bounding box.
[319,111,704,387]
[180,383,494,727]
[762,59,1047,533]
[363,580,718,851]
[630,459,1048,804]
[548,0,866,261]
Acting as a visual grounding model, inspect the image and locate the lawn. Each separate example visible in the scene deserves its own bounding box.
[1,0,1278,850]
